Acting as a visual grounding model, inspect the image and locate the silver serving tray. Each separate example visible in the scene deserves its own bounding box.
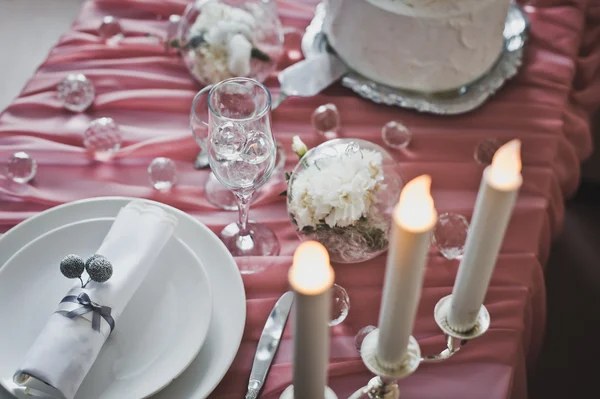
[301,2,530,115]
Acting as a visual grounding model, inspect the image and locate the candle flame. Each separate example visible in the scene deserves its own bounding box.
[394,175,437,232]
[489,139,522,190]
[289,241,335,295]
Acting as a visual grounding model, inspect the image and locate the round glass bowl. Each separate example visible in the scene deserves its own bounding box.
[177,0,284,85]
[286,138,403,264]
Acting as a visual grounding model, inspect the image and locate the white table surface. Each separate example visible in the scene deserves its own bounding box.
[0,0,84,113]
[0,2,83,396]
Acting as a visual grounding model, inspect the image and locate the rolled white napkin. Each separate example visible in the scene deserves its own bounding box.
[13,200,178,399]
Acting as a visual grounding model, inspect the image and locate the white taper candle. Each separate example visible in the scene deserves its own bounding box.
[288,241,335,399]
[376,175,437,367]
[448,140,523,332]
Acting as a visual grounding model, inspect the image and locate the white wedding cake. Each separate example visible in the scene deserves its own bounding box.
[323,0,510,93]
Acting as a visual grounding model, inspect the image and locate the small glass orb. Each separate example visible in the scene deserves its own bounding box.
[7,152,37,184]
[83,117,122,159]
[165,14,181,50]
[99,16,124,45]
[148,157,178,191]
[212,122,246,161]
[382,121,412,149]
[226,159,259,187]
[354,325,376,352]
[241,131,272,164]
[329,283,350,327]
[474,138,505,165]
[311,103,340,140]
[57,73,95,112]
[433,212,470,260]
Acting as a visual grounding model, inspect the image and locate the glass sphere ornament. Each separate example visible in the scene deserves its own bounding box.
[286,139,403,263]
[354,325,376,352]
[329,283,350,327]
[57,73,95,112]
[311,103,340,140]
[176,0,284,85]
[474,138,507,165]
[148,157,178,191]
[382,121,412,149]
[83,117,122,160]
[99,16,124,45]
[7,152,37,184]
[432,212,470,260]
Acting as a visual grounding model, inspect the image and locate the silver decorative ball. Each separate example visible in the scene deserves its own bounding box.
[86,255,113,283]
[85,253,103,269]
[60,254,85,279]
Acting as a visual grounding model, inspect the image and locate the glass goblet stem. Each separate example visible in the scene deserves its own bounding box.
[235,191,254,236]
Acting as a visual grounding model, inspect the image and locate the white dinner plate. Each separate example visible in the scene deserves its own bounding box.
[0,197,246,399]
[0,217,212,399]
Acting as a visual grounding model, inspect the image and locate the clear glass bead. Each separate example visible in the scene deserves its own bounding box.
[474,138,506,165]
[241,131,272,164]
[329,283,350,327]
[311,103,340,140]
[57,73,95,112]
[354,325,376,352]
[212,122,246,161]
[83,117,122,159]
[433,212,470,260]
[7,152,37,184]
[382,121,412,149]
[226,159,259,188]
[99,16,124,45]
[148,157,178,191]
[165,14,181,50]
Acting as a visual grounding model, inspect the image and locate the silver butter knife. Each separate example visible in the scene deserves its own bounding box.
[245,291,295,399]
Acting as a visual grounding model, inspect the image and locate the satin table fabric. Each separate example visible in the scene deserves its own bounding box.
[0,0,599,398]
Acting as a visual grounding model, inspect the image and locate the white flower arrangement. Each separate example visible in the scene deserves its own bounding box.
[285,137,390,261]
[175,1,272,84]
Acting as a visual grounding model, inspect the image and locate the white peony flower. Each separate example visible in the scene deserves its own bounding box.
[289,148,385,230]
[227,34,252,76]
[189,1,259,81]
[291,136,308,158]
[192,45,233,84]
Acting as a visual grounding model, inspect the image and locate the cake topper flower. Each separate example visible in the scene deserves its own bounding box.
[60,254,113,288]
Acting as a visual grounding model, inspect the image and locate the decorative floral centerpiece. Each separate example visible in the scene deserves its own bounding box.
[285,138,403,263]
[175,0,283,85]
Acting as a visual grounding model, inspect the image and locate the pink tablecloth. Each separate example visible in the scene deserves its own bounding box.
[1,0,599,398]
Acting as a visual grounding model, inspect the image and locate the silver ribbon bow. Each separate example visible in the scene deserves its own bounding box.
[58,293,115,335]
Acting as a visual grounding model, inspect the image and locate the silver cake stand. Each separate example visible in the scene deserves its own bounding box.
[301,2,530,115]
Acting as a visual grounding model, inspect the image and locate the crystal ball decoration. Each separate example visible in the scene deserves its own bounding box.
[7,152,37,184]
[354,325,376,352]
[474,138,507,165]
[382,121,412,149]
[83,117,122,158]
[329,283,350,327]
[211,122,246,161]
[148,157,178,191]
[311,103,340,140]
[99,16,124,45]
[57,73,95,112]
[241,131,272,164]
[433,212,470,260]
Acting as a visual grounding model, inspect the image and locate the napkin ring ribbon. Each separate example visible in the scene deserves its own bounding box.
[58,293,115,335]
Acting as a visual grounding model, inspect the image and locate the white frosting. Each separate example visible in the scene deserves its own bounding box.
[324,0,510,92]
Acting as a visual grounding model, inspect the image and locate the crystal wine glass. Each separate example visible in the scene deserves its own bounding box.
[194,77,280,256]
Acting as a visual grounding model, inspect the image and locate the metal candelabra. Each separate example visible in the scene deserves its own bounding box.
[348,294,491,399]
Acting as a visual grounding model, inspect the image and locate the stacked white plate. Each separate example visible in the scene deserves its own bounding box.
[0,197,246,399]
